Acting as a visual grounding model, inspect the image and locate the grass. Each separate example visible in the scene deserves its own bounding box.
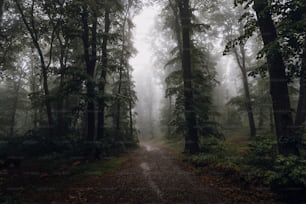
[1,156,125,203]
[69,158,123,179]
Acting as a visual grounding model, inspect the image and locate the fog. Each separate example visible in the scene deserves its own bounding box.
[130,3,241,139]
[130,4,163,139]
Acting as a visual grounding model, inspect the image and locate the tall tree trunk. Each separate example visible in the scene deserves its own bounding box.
[30,50,38,129]
[128,96,133,141]
[126,64,134,143]
[98,7,111,140]
[81,6,97,142]
[254,0,299,156]
[115,7,130,150]
[9,74,22,137]
[115,62,124,147]
[168,96,172,138]
[55,33,69,138]
[233,46,256,137]
[15,0,54,136]
[270,107,274,133]
[295,42,306,127]
[178,0,199,154]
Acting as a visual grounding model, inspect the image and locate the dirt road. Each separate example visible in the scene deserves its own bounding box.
[70,142,225,204]
[4,141,277,203]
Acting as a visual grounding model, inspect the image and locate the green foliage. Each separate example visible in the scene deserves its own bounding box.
[188,138,226,166]
[245,136,277,170]
[199,137,226,156]
[68,157,123,178]
[268,155,306,188]
[158,0,222,140]
[187,137,244,178]
[189,153,221,167]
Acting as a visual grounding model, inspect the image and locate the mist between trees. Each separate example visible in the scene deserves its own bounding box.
[1,0,306,201]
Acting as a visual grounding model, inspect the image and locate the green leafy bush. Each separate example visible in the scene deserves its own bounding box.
[268,155,306,189]
[188,138,227,167]
[245,136,277,170]
[200,137,226,157]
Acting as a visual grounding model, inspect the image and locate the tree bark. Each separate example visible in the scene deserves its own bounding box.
[9,72,22,137]
[168,96,172,137]
[233,46,256,137]
[295,42,306,127]
[254,0,299,156]
[81,6,97,142]
[126,65,134,144]
[115,6,130,150]
[178,0,199,154]
[55,31,69,137]
[270,107,274,133]
[98,7,111,140]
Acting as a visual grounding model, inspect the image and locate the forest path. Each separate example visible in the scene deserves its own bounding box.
[68,141,224,204]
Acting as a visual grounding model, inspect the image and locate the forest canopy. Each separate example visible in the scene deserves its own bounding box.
[1,0,306,202]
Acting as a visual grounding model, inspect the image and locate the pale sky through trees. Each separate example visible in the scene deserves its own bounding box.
[130,3,238,123]
[130,4,163,136]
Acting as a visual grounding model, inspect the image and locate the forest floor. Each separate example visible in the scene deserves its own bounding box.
[1,140,278,203]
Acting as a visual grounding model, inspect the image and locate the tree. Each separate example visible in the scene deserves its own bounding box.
[233,44,256,137]
[253,0,299,155]
[222,4,257,138]
[178,0,199,154]
[15,0,55,136]
[97,2,111,141]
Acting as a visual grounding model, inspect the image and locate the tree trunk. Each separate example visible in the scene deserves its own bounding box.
[30,51,39,129]
[98,7,111,140]
[168,96,172,138]
[55,32,69,138]
[81,6,97,142]
[178,0,199,154]
[233,46,256,137]
[15,0,54,136]
[126,63,134,143]
[115,7,130,150]
[115,65,123,144]
[295,42,306,127]
[254,0,299,156]
[9,74,22,137]
[270,107,274,133]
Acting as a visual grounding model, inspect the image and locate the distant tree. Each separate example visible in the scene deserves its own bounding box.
[222,5,257,138]
[97,2,111,141]
[158,0,221,153]
[14,0,55,136]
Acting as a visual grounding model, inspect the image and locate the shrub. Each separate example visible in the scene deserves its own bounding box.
[268,155,306,189]
[244,136,277,170]
[200,137,226,157]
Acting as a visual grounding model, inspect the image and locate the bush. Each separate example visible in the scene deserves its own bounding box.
[187,137,227,167]
[245,136,277,170]
[268,155,306,189]
[189,153,220,167]
[199,137,226,157]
